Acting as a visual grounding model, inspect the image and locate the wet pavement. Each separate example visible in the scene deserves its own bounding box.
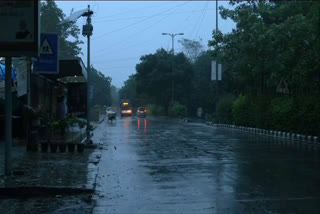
[0,128,102,213]
[93,116,320,214]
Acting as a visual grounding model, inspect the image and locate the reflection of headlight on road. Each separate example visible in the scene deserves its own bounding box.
[121,110,132,113]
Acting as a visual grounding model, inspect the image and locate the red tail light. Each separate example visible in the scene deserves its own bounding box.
[144,110,147,113]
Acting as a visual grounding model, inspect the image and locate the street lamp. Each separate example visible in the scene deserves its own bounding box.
[161,32,184,54]
[161,32,184,102]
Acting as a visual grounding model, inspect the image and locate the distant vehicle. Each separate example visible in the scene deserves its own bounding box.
[106,107,116,122]
[137,107,147,117]
[120,99,132,116]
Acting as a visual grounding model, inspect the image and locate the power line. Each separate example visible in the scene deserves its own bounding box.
[194,1,209,40]
[190,1,208,39]
[92,56,139,63]
[94,2,171,21]
[93,3,190,56]
[93,8,216,24]
[178,7,198,33]
[91,1,190,41]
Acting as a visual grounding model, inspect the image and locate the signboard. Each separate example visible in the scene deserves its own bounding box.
[211,61,222,81]
[0,0,39,56]
[33,33,59,74]
[218,63,222,81]
[277,79,289,94]
[211,61,216,81]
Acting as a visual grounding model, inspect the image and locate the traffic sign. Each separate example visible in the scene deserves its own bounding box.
[40,38,54,55]
[277,79,289,94]
[33,33,59,74]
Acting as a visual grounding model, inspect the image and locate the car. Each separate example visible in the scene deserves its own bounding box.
[137,107,147,117]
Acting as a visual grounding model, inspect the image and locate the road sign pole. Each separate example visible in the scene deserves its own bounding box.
[5,57,12,176]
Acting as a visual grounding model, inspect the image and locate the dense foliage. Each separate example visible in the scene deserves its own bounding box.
[209,1,320,95]
[40,1,83,57]
[119,1,319,135]
[90,66,112,107]
[120,49,193,112]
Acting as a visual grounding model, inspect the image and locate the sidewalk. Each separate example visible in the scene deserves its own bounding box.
[0,121,104,213]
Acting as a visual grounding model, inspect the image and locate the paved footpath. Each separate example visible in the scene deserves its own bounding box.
[0,121,105,214]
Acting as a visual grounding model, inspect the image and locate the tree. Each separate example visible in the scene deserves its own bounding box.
[40,1,83,58]
[135,49,193,111]
[178,38,204,63]
[119,74,137,103]
[189,51,215,116]
[208,1,320,95]
[90,66,112,106]
[110,85,119,106]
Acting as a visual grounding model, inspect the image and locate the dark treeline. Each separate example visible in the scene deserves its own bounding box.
[120,1,320,136]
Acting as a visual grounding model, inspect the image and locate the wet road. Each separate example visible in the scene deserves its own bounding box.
[93,116,320,214]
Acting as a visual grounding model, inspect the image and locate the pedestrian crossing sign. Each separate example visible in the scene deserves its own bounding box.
[277,79,289,94]
[40,37,54,55]
[33,33,58,74]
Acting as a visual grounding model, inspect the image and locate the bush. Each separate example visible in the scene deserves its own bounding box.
[168,101,187,118]
[205,113,216,122]
[146,104,165,116]
[217,94,235,123]
[291,95,320,136]
[270,97,293,131]
[232,95,250,126]
[232,95,273,128]
[230,94,320,136]
[250,95,272,129]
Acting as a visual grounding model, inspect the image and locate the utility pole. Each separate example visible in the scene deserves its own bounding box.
[215,0,219,122]
[82,5,93,144]
[161,32,184,101]
[5,57,12,176]
[86,6,92,144]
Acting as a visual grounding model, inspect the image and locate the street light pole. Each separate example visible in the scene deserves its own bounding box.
[162,32,184,54]
[86,5,92,144]
[215,0,219,122]
[172,35,174,54]
[161,32,184,101]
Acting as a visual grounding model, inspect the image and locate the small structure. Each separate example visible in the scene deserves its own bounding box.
[42,57,88,118]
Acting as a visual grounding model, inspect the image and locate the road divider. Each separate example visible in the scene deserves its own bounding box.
[207,123,319,145]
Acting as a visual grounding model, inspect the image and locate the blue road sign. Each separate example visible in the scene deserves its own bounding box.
[33,33,58,74]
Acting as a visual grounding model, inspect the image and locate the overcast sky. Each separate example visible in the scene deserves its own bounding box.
[56,1,236,88]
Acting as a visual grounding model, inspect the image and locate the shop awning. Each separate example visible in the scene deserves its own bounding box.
[42,57,87,83]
